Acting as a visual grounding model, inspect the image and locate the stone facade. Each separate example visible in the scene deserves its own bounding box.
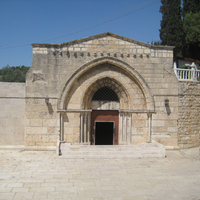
[0,32,199,149]
[0,82,25,145]
[178,82,200,148]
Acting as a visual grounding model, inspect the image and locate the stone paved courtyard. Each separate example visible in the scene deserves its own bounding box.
[0,147,199,200]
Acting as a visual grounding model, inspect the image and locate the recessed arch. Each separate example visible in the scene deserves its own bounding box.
[58,57,155,111]
[81,76,130,110]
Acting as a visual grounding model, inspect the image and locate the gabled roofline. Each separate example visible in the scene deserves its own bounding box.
[31,32,175,50]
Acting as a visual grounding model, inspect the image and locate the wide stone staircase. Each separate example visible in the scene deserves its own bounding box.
[59,141,166,159]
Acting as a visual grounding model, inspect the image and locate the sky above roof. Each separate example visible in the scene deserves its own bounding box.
[0,0,162,68]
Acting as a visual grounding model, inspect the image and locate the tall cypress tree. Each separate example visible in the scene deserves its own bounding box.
[159,0,184,57]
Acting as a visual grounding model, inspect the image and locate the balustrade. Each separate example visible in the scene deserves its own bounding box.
[174,62,200,81]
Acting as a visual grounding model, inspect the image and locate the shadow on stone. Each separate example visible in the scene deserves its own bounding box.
[166,105,171,115]
[47,103,54,115]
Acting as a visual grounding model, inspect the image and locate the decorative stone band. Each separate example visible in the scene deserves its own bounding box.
[57,109,155,113]
[57,109,92,113]
[119,110,156,114]
[49,51,151,59]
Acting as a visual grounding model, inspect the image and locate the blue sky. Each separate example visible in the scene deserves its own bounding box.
[0,0,162,68]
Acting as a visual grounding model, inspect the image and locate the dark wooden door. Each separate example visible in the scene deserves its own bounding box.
[91,110,119,145]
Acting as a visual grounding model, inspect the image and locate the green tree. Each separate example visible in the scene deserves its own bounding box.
[159,0,184,57]
[182,0,200,17]
[151,40,162,45]
[0,65,29,82]
[184,12,200,44]
[182,0,200,60]
[183,12,200,59]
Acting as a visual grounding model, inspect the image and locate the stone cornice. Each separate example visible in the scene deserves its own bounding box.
[31,32,175,50]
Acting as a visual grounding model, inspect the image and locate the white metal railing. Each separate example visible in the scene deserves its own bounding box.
[174,62,200,81]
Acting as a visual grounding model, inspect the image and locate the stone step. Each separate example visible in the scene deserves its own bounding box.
[59,141,165,159]
[61,144,161,150]
[60,150,162,154]
[60,154,164,159]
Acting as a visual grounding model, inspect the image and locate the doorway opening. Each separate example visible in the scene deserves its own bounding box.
[95,122,114,145]
[91,110,119,145]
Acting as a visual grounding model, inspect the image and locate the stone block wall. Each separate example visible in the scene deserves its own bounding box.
[25,33,179,147]
[25,98,59,146]
[0,82,25,145]
[152,95,179,148]
[63,112,80,144]
[1,33,199,148]
[131,113,149,144]
[28,33,175,100]
[178,82,200,148]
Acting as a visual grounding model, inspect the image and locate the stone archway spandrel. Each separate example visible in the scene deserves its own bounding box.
[57,57,155,111]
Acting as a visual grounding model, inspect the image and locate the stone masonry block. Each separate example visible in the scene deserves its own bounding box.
[30,119,43,127]
[64,127,74,135]
[26,127,47,134]
[152,120,165,127]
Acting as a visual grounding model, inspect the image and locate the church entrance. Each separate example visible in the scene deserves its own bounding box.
[91,110,119,145]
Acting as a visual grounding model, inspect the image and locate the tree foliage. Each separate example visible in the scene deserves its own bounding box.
[0,65,30,82]
[184,12,200,44]
[159,0,184,56]
[151,40,162,45]
[182,0,200,17]
[182,1,200,60]
[159,0,200,60]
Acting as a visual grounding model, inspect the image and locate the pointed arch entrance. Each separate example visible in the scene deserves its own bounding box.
[82,77,129,145]
[57,57,155,145]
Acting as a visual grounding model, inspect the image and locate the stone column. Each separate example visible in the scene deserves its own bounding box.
[80,113,83,144]
[125,113,127,143]
[129,113,132,144]
[84,113,87,143]
[147,113,152,143]
[120,113,123,144]
[60,113,64,142]
[87,112,91,144]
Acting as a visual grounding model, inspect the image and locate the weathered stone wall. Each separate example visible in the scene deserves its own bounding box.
[25,98,59,146]
[1,33,199,148]
[0,82,25,145]
[178,82,200,148]
[25,33,179,147]
[152,94,179,148]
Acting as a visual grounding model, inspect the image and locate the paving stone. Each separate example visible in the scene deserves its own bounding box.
[0,148,199,200]
[12,188,29,192]
[0,193,15,200]
[6,183,23,188]
[13,192,34,199]
[0,188,12,192]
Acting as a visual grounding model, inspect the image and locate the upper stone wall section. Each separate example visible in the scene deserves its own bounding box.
[32,32,174,58]
[28,32,176,98]
[0,82,25,98]
[0,82,25,145]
